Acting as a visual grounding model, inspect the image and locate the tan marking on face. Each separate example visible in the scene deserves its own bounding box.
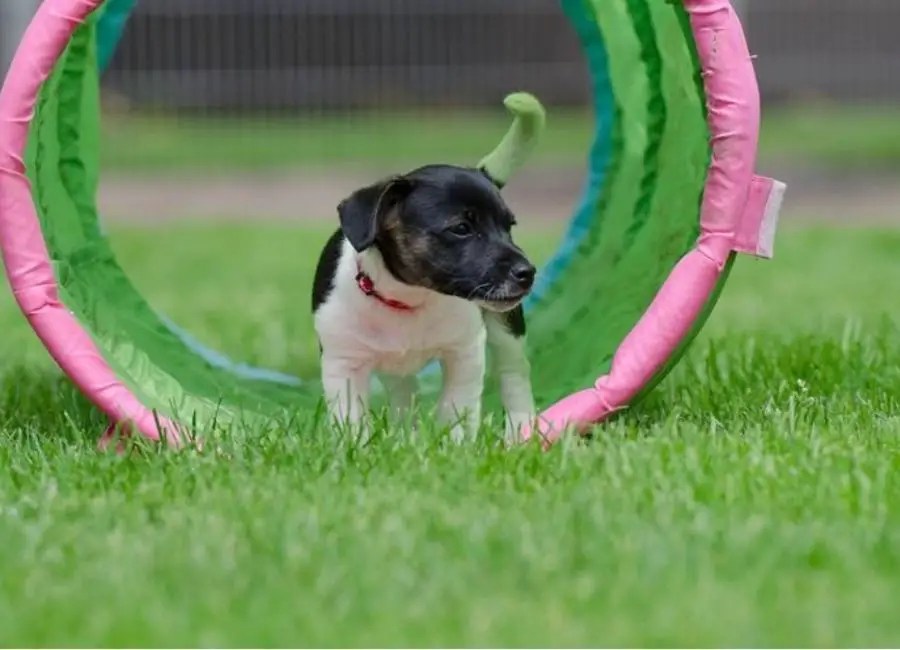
[397,229,433,286]
[378,206,435,288]
[381,205,403,233]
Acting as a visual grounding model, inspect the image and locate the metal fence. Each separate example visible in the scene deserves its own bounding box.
[0,1,40,75]
[748,0,900,102]
[103,0,587,113]
[4,1,900,113]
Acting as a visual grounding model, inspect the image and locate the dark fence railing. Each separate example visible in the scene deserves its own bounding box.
[104,0,588,112]
[747,0,900,102]
[5,1,899,113]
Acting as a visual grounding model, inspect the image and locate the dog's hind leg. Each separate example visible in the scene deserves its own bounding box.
[377,373,420,439]
[378,373,418,415]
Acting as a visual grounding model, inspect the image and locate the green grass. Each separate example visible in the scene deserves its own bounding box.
[760,104,900,169]
[0,224,899,646]
[99,104,900,173]
[99,108,594,173]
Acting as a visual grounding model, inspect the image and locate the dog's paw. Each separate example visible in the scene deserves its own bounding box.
[446,413,481,445]
[449,423,467,445]
[505,411,537,445]
[330,416,373,447]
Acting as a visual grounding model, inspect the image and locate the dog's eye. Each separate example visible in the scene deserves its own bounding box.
[448,222,473,237]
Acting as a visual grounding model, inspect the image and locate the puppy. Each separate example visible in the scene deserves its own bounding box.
[312,164,537,442]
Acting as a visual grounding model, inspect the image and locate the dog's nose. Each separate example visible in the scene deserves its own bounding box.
[510,261,536,290]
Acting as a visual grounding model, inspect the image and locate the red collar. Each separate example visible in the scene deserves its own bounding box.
[355,264,417,312]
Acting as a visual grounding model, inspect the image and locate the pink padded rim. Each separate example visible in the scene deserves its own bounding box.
[0,0,180,445]
[525,0,783,444]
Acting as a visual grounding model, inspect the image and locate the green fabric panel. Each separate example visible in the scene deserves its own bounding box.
[524,0,646,405]
[525,0,709,406]
[621,0,666,250]
[28,10,316,431]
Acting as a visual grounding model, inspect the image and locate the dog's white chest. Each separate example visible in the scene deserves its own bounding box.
[372,345,442,376]
[318,296,484,377]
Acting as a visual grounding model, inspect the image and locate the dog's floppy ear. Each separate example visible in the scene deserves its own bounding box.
[338,177,414,252]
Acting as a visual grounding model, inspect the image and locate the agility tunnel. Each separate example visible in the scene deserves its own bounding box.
[0,0,784,445]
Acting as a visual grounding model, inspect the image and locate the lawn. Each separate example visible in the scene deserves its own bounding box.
[0,221,898,647]
[99,103,900,173]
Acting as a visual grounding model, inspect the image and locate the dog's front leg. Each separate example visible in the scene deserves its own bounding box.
[485,314,536,443]
[438,338,486,443]
[497,360,536,444]
[321,355,372,437]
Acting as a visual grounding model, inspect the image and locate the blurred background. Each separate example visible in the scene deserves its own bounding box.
[2,0,898,228]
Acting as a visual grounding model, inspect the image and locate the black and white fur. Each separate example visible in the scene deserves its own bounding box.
[312,164,536,442]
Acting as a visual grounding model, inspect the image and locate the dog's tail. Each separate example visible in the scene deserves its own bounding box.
[478,92,547,189]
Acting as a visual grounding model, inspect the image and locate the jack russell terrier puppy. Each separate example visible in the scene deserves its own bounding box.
[312,164,537,442]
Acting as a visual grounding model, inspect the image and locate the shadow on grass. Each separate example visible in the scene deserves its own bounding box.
[0,367,106,445]
[622,323,900,435]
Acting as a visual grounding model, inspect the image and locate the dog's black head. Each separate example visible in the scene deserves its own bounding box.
[338,164,536,311]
